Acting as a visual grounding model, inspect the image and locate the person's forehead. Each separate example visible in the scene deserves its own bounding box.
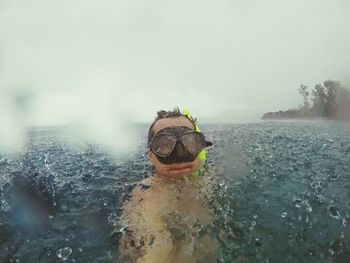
[152,116,194,134]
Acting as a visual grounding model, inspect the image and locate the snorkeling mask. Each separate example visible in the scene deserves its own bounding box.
[149,126,212,164]
[147,108,213,168]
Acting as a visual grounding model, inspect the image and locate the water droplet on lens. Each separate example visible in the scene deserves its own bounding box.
[56,247,72,261]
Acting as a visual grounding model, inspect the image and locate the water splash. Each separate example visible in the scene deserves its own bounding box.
[328,206,341,220]
[56,247,72,261]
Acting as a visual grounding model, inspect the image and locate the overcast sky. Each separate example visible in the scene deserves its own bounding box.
[0,0,349,150]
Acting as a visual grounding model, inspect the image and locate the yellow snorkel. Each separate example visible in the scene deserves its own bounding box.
[182,108,209,176]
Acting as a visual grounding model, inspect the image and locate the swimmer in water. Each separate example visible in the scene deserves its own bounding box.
[119,107,218,263]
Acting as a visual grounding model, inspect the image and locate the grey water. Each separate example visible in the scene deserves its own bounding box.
[0,121,350,262]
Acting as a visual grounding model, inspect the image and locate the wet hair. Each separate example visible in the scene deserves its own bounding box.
[147,107,196,146]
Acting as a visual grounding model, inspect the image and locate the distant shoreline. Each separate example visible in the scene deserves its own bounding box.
[261,111,349,121]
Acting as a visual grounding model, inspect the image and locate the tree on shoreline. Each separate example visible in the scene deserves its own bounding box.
[299,80,349,119]
[262,80,350,120]
[298,84,310,115]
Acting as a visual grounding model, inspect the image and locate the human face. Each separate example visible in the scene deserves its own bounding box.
[147,116,201,178]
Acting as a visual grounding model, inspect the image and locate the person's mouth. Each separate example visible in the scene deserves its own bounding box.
[167,163,193,171]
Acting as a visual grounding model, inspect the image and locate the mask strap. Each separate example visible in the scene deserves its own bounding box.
[182,108,207,177]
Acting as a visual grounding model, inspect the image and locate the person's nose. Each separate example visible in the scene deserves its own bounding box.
[174,140,187,156]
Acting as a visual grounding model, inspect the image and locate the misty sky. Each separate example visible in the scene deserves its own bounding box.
[1,0,350,126]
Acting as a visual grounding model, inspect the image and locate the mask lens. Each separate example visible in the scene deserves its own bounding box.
[151,134,176,157]
[181,132,206,155]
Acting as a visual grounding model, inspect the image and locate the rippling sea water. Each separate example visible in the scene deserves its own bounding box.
[0,121,349,262]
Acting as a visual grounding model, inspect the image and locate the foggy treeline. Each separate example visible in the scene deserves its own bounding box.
[263,80,350,120]
[298,80,350,119]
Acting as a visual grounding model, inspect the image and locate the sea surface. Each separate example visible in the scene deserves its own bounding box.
[0,120,350,263]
